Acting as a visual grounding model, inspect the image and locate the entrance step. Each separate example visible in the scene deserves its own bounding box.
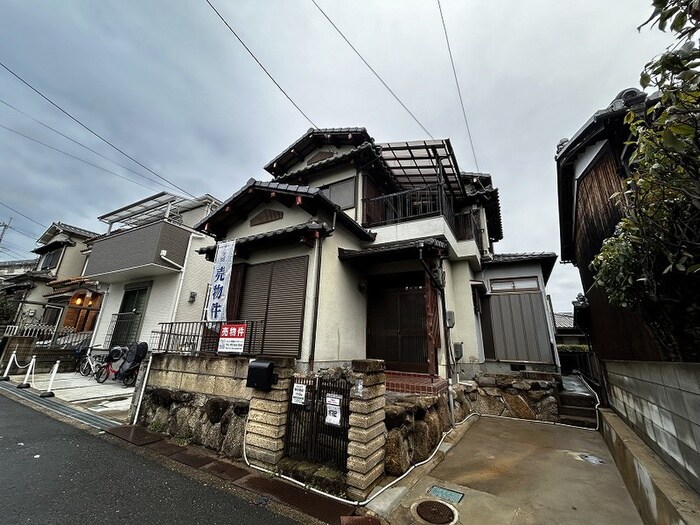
[559,414,598,429]
[558,375,598,428]
[385,372,447,395]
[560,404,597,418]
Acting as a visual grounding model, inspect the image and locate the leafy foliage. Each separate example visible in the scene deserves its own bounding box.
[590,0,700,361]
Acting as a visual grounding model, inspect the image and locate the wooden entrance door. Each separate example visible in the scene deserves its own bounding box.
[367,274,429,373]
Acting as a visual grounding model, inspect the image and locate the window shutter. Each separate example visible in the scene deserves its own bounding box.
[226,264,247,321]
[264,256,308,357]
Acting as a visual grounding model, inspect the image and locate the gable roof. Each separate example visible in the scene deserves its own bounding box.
[38,222,99,244]
[264,128,373,177]
[195,179,375,241]
[486,252,558,283]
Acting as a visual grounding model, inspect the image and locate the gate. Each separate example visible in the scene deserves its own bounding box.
[285,376,351,471]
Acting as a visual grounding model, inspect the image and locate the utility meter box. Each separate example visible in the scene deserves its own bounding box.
[446,310,456,328]
[246,360,276,392]
[453,342,464,362]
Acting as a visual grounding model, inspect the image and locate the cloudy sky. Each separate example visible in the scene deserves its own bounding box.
[0,1,675,311]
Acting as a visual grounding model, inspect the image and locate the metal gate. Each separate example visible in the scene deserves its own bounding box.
[285,376,351,471]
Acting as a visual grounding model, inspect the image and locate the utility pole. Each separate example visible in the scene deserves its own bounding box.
[0,218,11,253]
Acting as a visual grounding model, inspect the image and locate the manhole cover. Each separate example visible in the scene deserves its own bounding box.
[579,453,606,465]
[416,500,454,524]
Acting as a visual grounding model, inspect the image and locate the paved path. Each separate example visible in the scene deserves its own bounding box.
[387,416,642,524]
[0,395,301,525]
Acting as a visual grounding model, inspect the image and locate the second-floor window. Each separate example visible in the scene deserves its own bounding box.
[40,249,62,270]
[320,178,355,210]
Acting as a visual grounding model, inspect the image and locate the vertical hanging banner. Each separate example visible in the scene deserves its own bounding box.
[208,239,236,322]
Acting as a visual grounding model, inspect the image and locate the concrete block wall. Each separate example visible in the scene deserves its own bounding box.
[605,360,700,494]
[146,353,252,400]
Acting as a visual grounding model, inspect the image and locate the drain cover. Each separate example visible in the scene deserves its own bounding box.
[579,453,606,465]
[416,500,454,524]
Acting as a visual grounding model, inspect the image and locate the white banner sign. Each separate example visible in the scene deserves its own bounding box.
[208,240,236,322]
[291,383,307,405]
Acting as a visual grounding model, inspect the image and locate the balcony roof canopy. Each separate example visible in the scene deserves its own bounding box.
[377,139,467,199]
[98,191,218,228]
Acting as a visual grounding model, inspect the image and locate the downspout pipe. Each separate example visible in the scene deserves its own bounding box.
[419,246,455,428]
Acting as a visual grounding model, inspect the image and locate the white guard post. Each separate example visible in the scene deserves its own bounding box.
[0,350,16,381]
[16,355,35,389]
[40,360,60,398]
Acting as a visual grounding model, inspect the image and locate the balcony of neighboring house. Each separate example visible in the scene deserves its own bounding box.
[82,192,210,283]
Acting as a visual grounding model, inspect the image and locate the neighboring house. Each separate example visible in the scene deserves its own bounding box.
[556,87,661,362]
[556,90,700,495]
[9,222,100,333]
[0,258,37,285]
[553,312,587,348]
[195,127,559,380]
[83,192,220,349]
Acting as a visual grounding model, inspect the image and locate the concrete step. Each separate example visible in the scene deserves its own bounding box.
[559,392,597,408]
[558,414,598,429]
[560,404,597,418]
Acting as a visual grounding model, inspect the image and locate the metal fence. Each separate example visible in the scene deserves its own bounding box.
[149,320,265,356]
[104,312,142,348]
[285,376,351,471]
[3,323,76,340]
[362,184,455,229]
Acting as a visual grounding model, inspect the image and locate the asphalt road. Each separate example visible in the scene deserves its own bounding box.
[0,395,300,525]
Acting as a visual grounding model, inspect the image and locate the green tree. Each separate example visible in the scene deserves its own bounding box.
[591,0,700,361]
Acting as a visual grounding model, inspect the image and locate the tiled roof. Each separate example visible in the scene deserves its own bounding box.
[554,312,575,329]
[486,252,558,283]
[54,222,99,239]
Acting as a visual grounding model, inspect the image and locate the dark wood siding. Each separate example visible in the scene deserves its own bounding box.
[238,256,307,358]
[574,150,625,290]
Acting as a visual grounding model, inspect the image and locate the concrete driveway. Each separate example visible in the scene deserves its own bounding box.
[388,416,642,524]
[9,371,135,421]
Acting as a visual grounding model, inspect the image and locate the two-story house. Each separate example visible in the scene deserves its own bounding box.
[195,128,559,384]
[83,192,221,349]
[10,222,101,334]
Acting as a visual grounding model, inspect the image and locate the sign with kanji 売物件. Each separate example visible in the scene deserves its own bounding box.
[325,393,342,427]
[208,240,236,322]
[218,323,246,353]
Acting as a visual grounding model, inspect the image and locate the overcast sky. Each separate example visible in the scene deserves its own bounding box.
[0,1,675,311]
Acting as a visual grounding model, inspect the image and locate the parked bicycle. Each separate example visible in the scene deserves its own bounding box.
[115,342,148,387]
[95,346,127,384]
[78,346,104,377]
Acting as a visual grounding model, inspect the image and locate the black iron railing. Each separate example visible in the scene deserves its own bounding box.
[149,320,265,356]
[454,210,483,251]
[362,184,455,228]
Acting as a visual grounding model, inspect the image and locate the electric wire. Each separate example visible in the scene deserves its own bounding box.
[436,0,479,171]
[0,201,47,229]
[0,60,196,198]
[7,225,41,240]
[0,246,28,258]
[0,123,164,193]
[205,0,319,129]
[0,98,178,193]
[310,0,434,139]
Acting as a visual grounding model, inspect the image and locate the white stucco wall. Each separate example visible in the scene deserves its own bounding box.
[173,234,216,323]
[442,260,480,369]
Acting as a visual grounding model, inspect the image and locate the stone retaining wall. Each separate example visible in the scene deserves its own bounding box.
[383,383,472,477]
[468,373,559,421]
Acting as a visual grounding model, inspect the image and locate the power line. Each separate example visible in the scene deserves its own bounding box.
[0,201,47,229]
[0,246,28,259]
[436,0,479,171]
[0,98,177,193]
[0,60,196,198]
[0,122,163,193]
[204,0,319,129]
[8,225,41,240]
[310,0,434,139]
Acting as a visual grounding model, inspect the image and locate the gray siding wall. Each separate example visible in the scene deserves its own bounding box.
[606,360,700,494]
[86,221,190,276]
[489,292,554,363]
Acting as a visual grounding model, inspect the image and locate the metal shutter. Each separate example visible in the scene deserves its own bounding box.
[264,256,308,357]
[238,256,308,358]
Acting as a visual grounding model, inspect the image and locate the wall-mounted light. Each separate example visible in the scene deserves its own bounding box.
[188,291,197,303]
[75,297,83,306]
[87,300,93,307]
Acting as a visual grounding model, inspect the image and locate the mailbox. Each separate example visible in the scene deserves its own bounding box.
[246,359,277,392]
[453,342,463,362]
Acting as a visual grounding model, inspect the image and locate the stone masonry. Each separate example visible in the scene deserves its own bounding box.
[244,357,295,468]
[346,359,386,501]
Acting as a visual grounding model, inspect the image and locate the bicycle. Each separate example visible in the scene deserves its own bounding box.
[95,346,126,383]
[78,346,104,377]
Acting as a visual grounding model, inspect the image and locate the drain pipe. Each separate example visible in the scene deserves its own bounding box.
[419,249,455,428]
[242,405,478,507]
[307,228,325,373]
[132,354,154,425]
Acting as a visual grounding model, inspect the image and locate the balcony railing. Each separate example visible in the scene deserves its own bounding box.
[363,184,455,228]
[149,320,265,356]
[104,312,142,348]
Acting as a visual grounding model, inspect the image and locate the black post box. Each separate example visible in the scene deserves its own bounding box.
[246,360,277,392]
